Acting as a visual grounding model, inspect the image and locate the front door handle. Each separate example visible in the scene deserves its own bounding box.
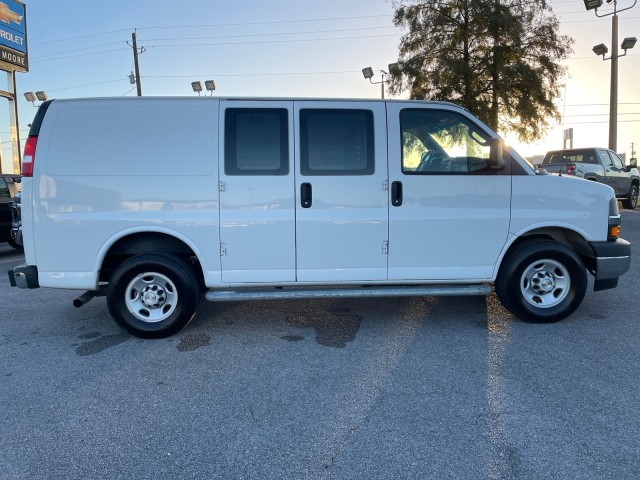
[301,182,312,208]
[391,181,403,207]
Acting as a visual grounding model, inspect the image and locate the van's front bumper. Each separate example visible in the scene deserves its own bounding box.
[589,239,631,291]
[8,264,39,289]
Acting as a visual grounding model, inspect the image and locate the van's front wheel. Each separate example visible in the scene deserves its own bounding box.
[107,254,200,338]
[496,240,587,323]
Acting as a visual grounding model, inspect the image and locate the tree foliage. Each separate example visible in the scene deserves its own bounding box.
[389,0,573,142]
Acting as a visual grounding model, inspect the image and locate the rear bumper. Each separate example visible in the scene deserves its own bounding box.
[589,239,631,291]
[8,264,39,289]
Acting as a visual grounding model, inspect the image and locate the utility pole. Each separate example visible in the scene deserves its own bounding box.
[609,9,618,152]
[131,30,142,96]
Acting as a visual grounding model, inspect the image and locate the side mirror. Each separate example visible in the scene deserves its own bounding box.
[489,138,506,170]
[630,157,637,168]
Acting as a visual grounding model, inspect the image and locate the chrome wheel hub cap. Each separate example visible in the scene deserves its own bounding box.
[520,259,570,308]
[125,272,178,323]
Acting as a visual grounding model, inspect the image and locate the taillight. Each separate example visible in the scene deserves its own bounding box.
[566,164,576,175]
[608,198,621,241]
[22,136,38,177]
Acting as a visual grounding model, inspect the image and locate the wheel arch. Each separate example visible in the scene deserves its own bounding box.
[96,228,205,285]
[495,227,594,280]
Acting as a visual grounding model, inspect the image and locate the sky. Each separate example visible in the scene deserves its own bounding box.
[1,0,639,173]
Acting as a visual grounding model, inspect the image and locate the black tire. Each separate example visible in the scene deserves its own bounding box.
[496,240,587,323]
[107,254,200,338]
[623,183,638,210]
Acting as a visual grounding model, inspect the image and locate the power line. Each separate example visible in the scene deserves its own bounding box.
[143,33,401,49]
[30,28,133,46]
[564,112,640,117]
[30,41,126,60]
[563,119,640,125]
[564,102,640,107]
[145,70,361,78]
[561,15,639,23]
[45,79,127,92]
[27,14,393,46]
[31,25,397,61]
[30,47,130,64]
[139,25,398,42]
[136,14,393,31]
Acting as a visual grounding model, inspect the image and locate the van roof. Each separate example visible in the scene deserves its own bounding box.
[48,96,467,110]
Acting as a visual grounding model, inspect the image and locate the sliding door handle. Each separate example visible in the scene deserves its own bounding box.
[391,181,403,207]
[301,182,312,208]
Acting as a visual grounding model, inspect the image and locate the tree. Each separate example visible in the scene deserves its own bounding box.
[389,0,573,142]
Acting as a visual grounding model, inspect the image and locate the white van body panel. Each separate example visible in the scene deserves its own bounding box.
[19,179,37,263]
[510,174,612,240]
[30,98,221,289]
[385,102,511,281]
[218,100,296,283]
[293,100,389,282]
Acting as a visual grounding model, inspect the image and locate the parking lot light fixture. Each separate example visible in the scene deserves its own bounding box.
[361,67,374,80]
[583,0,603,10]
[621,36,637,51]
[191,81,203,95]
[593,43,609,57]
[388,63,400,76]
[362,65,396,99]
[204,80,216,95]
[24,91,47,107]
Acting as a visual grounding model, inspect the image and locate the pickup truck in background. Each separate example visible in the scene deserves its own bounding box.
[541,148,639,209]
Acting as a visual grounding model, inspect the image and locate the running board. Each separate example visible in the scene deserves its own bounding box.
[205,285,492,302]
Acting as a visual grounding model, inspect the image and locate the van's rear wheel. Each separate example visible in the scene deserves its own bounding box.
[107,254,200,338]
[496,240,587,323]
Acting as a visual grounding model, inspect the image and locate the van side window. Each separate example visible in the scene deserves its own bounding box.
[225,108,289,175]
[300,109,374,175]
[400,109,495,175]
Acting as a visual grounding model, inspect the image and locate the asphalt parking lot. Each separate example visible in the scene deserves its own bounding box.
[1,211,639,480]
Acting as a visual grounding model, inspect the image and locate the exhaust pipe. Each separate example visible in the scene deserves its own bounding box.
[73,287,106,308]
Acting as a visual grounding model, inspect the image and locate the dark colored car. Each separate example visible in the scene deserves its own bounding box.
[0,174,22,249]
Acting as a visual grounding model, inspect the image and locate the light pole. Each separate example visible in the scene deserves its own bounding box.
[584,0,637,152]
[362,64,399,99]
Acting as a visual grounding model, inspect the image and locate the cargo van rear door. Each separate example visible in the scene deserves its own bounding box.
[294,101,389,282]
[219,101,296,283]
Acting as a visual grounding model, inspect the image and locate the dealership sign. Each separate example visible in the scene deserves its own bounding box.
[0,0,27,72]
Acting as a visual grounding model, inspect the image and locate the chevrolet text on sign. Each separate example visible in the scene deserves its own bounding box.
[0,0,28,72]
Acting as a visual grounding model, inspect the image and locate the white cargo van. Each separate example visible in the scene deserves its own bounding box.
[9,97,631,338]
